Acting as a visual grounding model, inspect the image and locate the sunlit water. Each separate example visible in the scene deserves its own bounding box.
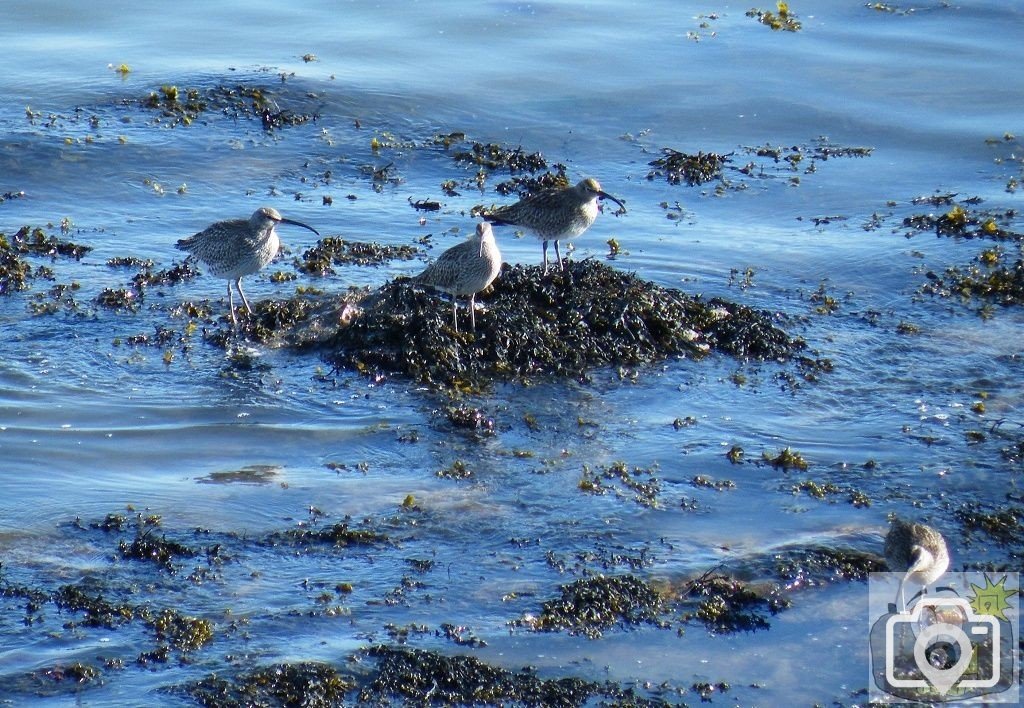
[1,1,1023,705]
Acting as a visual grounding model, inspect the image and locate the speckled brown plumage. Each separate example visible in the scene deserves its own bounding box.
[176,206,318,327]
[413,222,501,332]
[483,177,625,273]
[884,516,950,609]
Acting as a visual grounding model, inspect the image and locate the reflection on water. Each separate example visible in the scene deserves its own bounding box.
[1,1,1023,704]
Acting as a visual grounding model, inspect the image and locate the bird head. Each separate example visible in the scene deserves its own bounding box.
[579,178,626,214]
[250,207,320,236]
[476,222,493,257]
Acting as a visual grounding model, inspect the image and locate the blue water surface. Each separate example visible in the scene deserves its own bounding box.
[1,1,1022,705]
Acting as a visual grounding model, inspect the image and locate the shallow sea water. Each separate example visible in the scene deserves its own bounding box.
[1,1,1023,705]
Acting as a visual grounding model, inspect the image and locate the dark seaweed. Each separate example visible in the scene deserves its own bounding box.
[679,572,791,633]
[326,260,802,391]
[513,574,666,639]
[183,662,353,708]
[358,645,614,706]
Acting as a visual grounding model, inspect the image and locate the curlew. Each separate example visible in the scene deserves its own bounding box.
[884,516,950,611]
[412,222,501,332]
[483,177,625,274]
[176,207,319,327]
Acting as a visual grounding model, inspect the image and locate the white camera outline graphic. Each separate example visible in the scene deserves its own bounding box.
[884,596,1001,694]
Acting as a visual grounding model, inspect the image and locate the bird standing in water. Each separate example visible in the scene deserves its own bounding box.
[482,177,625,274]
[176,207,319,328]
[884,516,950,611]
[412,222,502,333]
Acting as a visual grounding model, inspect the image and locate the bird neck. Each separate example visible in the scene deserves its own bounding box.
[907,545,934,574]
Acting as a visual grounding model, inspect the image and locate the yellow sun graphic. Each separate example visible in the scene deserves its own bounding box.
[968,575,1017,622]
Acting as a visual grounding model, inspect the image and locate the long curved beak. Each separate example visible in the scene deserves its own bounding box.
[279,217,320,236]
[598,191,626,215]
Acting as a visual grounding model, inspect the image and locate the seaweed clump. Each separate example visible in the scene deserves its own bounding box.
[53,583,137,628]
[679,572,791,633]
[263,521,391,549]
[138,84,315,131]
[649,137,871,189]
[578,461,661,507]
[118,532,198,573]
[921,248,1024,307]
[790,479,871,507]
[955,503,1024,546]
[0,226,91,295]
[747,2,802,31]
[493,168,570,197]
[513,574,666,639]
[0,247,33,294]
[183,662,353,708]
[201,294,327,349]
[647,148,729,185]
[7,226,90,259]
[762,446,809,470]
[148,608,214,653]
[451,141,548,173]
[297,237,419,275]
[772,547,886,589]
[325,260,802,390]
[903,201,1021,240]
[6,662,103,699]
[358,646,611,706]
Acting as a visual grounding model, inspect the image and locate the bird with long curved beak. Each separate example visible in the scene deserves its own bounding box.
[482,177,625,274]
[176,206,319,328]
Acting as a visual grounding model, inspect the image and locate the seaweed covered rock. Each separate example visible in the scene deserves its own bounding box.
[679,572,791,633]
[183,662,353,707]
[325,260,802,389]
[512,574,667,639]
[359,646,611,706]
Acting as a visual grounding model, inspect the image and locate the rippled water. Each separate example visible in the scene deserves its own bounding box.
[1,1,1023,705]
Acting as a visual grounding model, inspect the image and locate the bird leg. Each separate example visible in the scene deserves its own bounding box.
[451,295,459,333]
[469,294,477,332]
[541,240,550,275]
[235,278,254,314]
[226,282,239,329]
[553,239,564,271]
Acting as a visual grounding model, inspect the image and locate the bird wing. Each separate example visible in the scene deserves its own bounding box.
[484,187,565,228]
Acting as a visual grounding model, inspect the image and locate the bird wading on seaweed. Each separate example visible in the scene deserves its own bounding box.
[482,177,625,274]
[883,516,950,612]
[176,207,319,328]
[412,221,502,333]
